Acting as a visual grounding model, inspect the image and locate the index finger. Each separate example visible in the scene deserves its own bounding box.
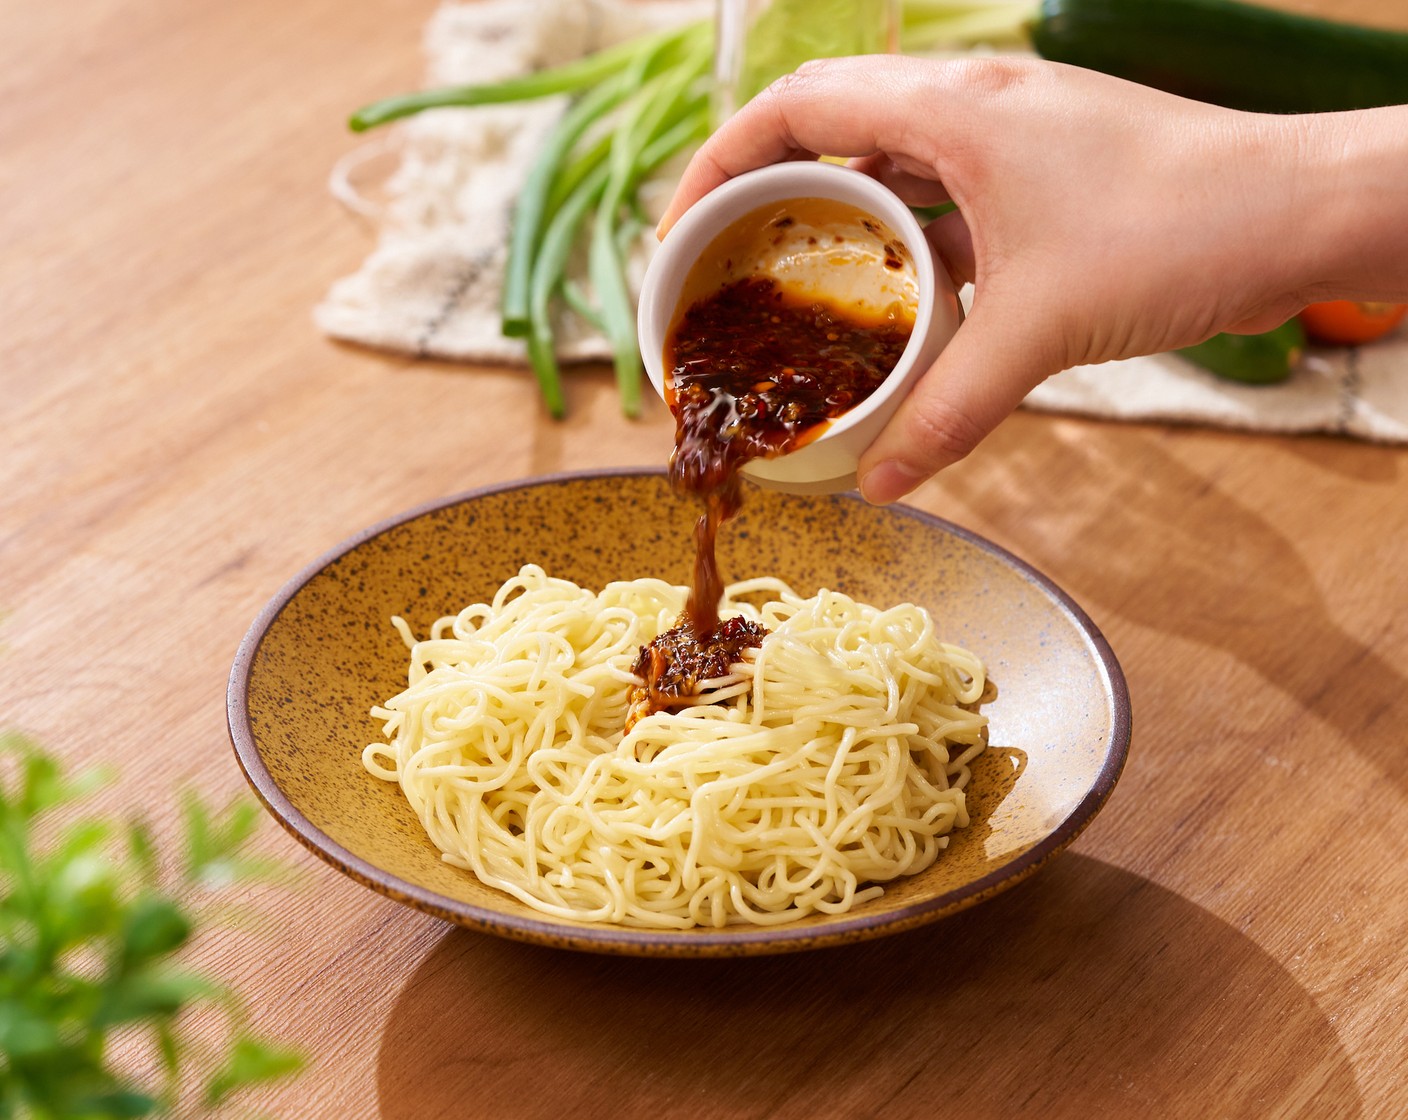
[657,54,942,236]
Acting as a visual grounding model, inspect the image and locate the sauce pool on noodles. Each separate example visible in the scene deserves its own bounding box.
[629,273,914,722]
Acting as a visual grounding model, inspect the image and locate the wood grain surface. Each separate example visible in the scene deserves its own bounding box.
[3,1,1406,1116]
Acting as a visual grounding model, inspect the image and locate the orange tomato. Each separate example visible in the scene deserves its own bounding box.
[1298,300,1408,346]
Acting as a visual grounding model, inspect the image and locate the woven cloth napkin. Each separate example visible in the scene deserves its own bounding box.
[315,0,1408,443]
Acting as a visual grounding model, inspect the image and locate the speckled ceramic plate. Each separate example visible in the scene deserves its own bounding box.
[228,469,1130,957]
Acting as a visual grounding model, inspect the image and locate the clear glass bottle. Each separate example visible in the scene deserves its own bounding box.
[714,0,901,122]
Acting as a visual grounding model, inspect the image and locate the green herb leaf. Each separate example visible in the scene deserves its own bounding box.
[0,1002,63,1059]
[205,1036,306,1106]
[45,850,122,944]
[126,819,159,886]
[2,730,111,818]
[69,1089,162,1119]
[93,969,217,1027]
[181,792,263,885]
[0,735,305,1114]
[118,896,192,966]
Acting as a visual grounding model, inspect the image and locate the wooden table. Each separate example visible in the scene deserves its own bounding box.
[5,1,1406,1116]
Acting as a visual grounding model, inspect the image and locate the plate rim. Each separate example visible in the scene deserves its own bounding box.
[227,467,1131,956]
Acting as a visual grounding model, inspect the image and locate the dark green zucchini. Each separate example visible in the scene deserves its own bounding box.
[1031,0,1408,113]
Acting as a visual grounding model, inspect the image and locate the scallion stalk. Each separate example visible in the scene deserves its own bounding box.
[348,22,705,131]
[590,39,713,415]
[500,72,633,337]
[525,109,708,416]
[500,29,710,340]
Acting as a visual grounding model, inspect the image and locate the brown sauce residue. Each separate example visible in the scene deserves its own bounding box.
[628,261,913,729]
[626,615,768,729]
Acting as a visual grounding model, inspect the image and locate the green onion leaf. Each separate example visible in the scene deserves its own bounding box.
[348,23,701,131]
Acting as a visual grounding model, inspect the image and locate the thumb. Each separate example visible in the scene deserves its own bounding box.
[857,304,1061,504]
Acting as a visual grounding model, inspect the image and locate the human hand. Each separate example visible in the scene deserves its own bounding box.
[659,56,1384,503]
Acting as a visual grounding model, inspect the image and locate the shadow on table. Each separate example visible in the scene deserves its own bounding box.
[939,423,1408,792]
[374,854,1360,1120]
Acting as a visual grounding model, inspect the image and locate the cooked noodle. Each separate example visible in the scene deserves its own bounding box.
[363,565,987,929]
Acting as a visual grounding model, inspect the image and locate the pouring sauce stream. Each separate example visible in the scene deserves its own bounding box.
[628,264,912,725]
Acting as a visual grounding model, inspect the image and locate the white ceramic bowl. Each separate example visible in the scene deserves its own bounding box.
[638,162,962,494]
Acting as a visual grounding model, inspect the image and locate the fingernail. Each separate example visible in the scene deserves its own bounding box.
[859,460,924,505]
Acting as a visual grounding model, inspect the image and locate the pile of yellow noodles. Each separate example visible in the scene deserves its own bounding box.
[363,565,987,929]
